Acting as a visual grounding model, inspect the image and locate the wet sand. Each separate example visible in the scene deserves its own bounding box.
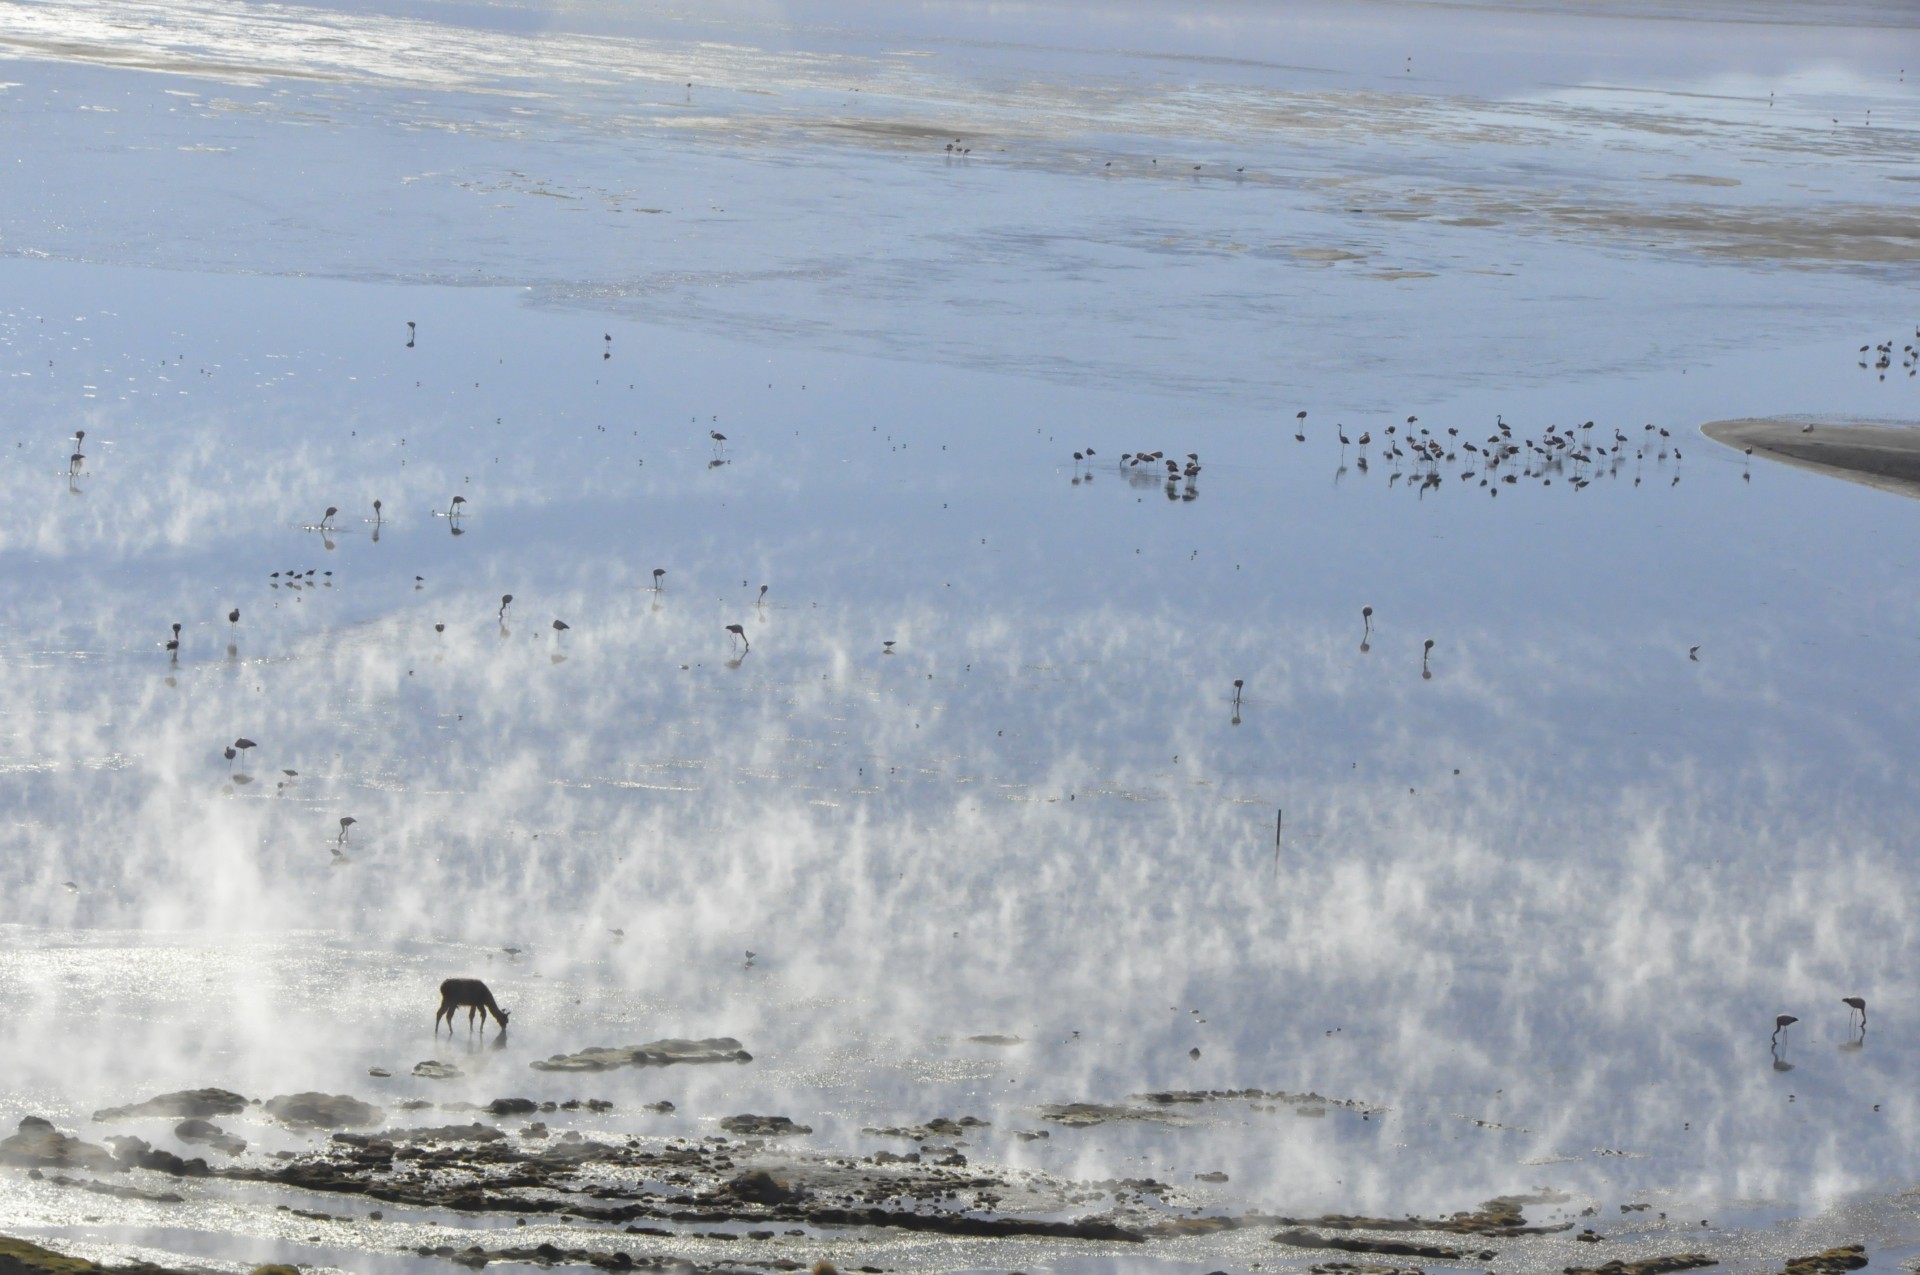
[1701,418,1920,500]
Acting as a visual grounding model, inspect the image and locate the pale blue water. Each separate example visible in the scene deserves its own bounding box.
[2,1,1919,1272]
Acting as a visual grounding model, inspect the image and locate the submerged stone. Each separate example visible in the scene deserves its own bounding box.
[530,1038,752,1072]
[263,1093,384,1129]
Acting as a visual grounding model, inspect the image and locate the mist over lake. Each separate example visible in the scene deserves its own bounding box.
[2,2,1918,1273]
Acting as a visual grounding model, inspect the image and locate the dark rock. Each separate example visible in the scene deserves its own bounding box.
[719,1115,811,1137]
[104,1137,210,1177]
[1782,1247,1867,1275]
[413,1061,463,1080]
[92,1089,249,1122]
[644,1102,675,1114]
[721,1171,807,1204]
[264,1093,383,1129]
[1195,1171,1229,1183]
[1565,1257,1718,1275]
[531,1038,752,1072]
[487,1099,540,1117]
[0,1118,122,1173]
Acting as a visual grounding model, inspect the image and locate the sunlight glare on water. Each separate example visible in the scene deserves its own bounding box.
[2,0,1919,1272]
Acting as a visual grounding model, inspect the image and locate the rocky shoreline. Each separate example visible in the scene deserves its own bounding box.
[0,1070,1880,1275]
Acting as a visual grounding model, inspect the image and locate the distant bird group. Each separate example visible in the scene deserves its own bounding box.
[1857,330,1919,380]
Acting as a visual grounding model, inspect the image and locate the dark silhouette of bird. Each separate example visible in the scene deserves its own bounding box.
[1844,996,1867,1032]
[552,619,570,633]
[498,594,513,620]
[883,640,897,653]
[337,816,357,843]
[1689,646,1700,661]
[166,622,182,656]
[725,623,749,651]
[1772,1013,1799,1042]
[228,608,240,629]
[69,452,85,476]
[373,498,383,522]
[651,568,666,590]
[757,584,768,604]
[320,506,338,529]
[406,321,416,348]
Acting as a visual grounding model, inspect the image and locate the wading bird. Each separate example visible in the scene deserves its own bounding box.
[498,594,513,621]
[726,623,749,652]
[338,816,357,843]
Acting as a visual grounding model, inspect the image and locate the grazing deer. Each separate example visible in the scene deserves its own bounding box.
[435,978,509,1034]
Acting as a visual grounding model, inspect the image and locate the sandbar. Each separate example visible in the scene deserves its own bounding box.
[1701,417,1920,501]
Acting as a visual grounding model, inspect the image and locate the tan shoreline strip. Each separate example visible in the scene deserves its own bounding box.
[1701,417,1920,501]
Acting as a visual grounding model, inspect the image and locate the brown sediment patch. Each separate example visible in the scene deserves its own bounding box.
[1663,174,1741,187]
[1278,1193,1574,1237]
[0,1234,200,1274]
[1564,1256,1717,1275]
[1273,1230,1473,1260]
[861,1116,988,1139]
[1781,1246,1867,1275]
[1292,248,1365,263]
[1701,417,1920,501]
[1044,1088,1384,1128]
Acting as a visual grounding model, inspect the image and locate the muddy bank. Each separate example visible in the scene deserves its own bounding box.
[0,1234,285,1275]
[1701,418,1920,500]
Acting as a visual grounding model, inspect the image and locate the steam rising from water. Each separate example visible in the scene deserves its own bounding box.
[3,0,1920,1268]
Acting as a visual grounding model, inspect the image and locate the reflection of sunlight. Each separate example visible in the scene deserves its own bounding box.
[3,0,1920,1266]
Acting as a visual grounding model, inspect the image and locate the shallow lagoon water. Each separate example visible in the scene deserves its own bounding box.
[2,1,1920,1272]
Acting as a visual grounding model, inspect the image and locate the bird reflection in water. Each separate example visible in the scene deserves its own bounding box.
[1842,996,1868,1051]
[1771,1013,1798,1071]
